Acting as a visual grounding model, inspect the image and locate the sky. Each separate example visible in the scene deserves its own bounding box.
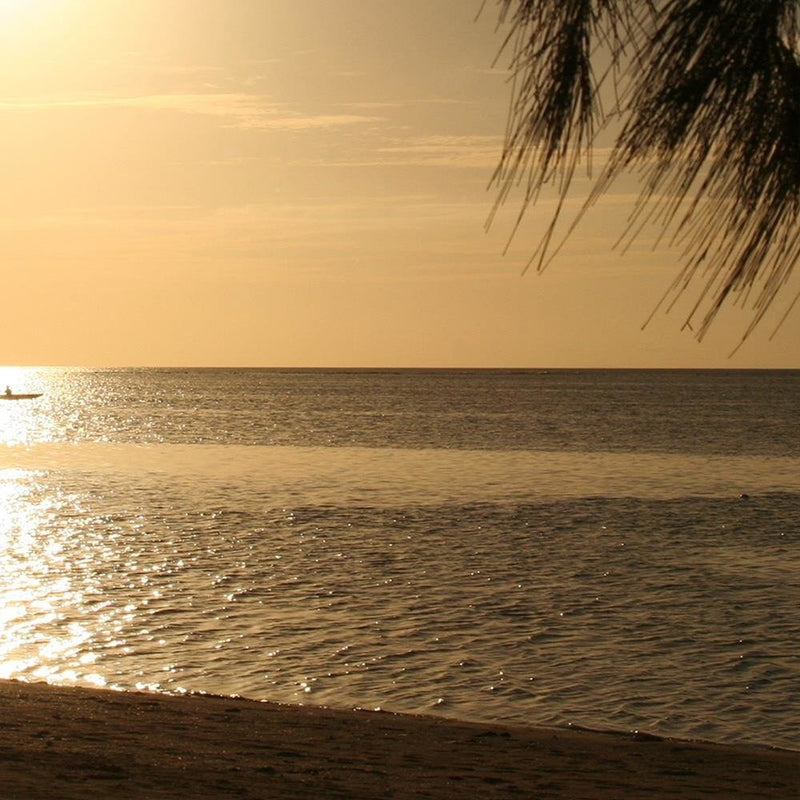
[1,0,799,368]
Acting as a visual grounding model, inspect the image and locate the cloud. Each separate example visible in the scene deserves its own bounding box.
[374,135,503,169]
[0,92,377,130]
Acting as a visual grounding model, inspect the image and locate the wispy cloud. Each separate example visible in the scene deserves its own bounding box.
[375,135,502,169]
[344,98,478,111]
[0,92,377,130]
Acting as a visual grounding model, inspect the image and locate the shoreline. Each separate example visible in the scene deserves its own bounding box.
[1,680,796,799]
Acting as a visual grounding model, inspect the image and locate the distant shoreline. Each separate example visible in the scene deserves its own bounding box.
[1,680,796,799]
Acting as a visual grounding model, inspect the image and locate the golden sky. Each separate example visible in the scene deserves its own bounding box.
[1,0,799,367]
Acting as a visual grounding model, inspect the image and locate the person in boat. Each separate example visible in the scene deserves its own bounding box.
[4,386,11,396]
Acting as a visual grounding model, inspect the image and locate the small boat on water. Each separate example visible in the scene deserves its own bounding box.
[2,387,42,400]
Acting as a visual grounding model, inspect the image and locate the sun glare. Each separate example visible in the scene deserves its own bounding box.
[0,0,46,15]
[0,0,58,32]
[0,0,31,19]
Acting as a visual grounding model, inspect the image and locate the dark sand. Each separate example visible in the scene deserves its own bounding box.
[0,680,796,799]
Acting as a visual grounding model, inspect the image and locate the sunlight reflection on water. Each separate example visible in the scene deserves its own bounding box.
[0,467,139,688]
[0,366,63,446]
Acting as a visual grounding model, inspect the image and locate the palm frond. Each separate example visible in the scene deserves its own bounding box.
[492,0,800,341]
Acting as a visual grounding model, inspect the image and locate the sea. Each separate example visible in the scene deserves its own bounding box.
[1,368,798,751]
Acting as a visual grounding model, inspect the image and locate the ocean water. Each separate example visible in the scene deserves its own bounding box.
[1,368,798,750]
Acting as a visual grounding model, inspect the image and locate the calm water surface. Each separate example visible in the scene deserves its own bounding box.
[1,368,798,750]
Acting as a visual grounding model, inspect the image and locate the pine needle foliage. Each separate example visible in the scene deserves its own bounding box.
[491,0,800,341]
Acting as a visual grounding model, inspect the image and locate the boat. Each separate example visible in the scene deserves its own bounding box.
[1,391,42,400]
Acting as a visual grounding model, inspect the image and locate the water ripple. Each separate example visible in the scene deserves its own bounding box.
[1,461,797,749]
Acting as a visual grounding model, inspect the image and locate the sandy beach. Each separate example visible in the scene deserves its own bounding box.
[0,680,796,799]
